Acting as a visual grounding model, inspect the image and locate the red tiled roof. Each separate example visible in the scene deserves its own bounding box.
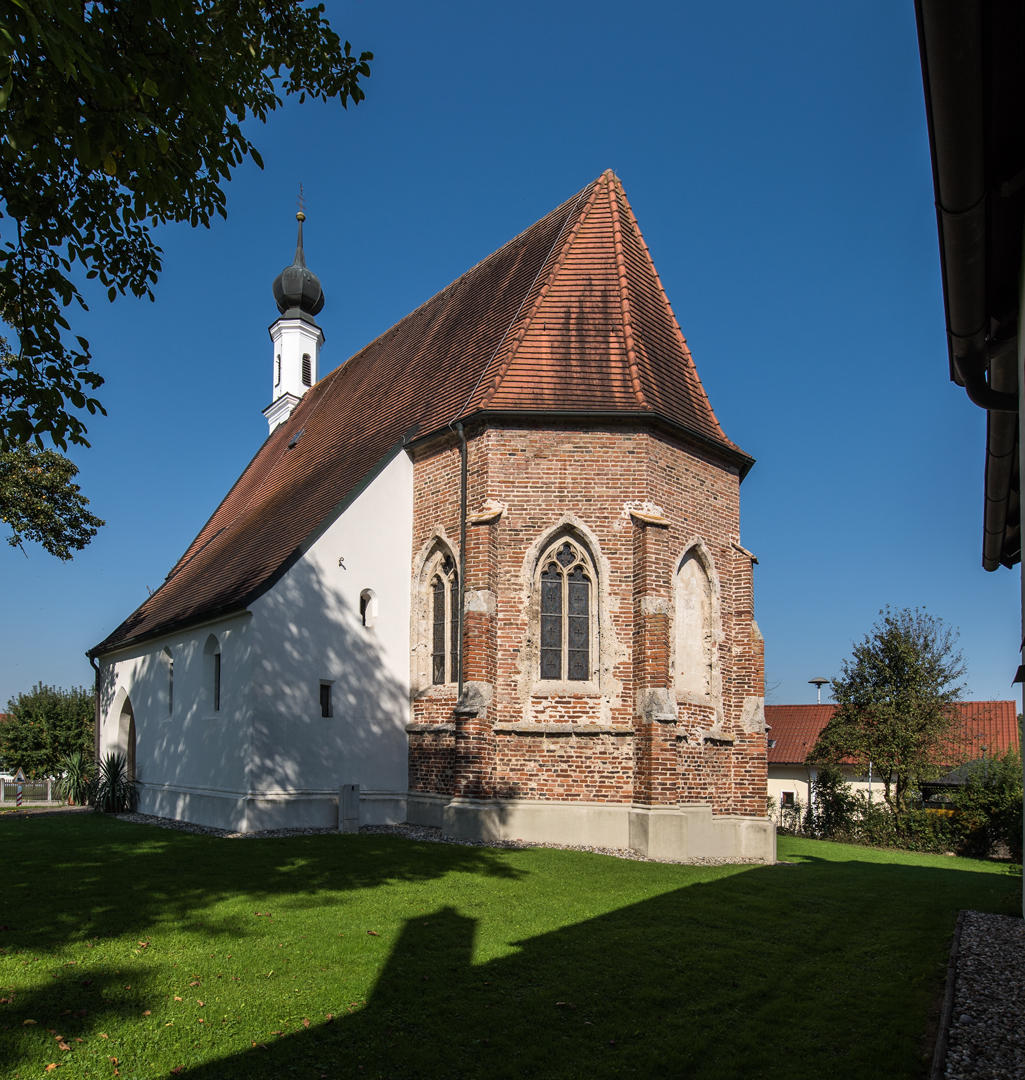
[765,701,1020,765]
[91,172,750,656]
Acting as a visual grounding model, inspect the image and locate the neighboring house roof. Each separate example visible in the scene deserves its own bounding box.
[91,171,751,657]
[921,758,1005,791]
[765,705,835,765]
[765,701,1020,766]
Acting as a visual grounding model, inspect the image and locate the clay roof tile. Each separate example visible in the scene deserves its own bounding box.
[92,173,749,655]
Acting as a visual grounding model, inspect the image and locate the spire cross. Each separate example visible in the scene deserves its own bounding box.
[296,184,306,223]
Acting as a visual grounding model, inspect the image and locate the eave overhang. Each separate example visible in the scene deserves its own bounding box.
[914,0,1025,570]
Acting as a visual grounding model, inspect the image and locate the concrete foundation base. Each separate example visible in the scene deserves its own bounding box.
[134,784,775,861]
[135,783,406,832]
[440,796,776,863]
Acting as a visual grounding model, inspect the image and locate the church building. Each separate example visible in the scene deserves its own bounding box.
[89,171,775,862]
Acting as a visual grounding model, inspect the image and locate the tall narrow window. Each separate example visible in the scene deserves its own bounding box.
[301,353,312,386]
[538,539,593,681]
[432,576,446,684]
[429,553,459,685]
[162,647,173,718]
[203,634,221,715]
[275,354,281,386]
[320,683,333,718]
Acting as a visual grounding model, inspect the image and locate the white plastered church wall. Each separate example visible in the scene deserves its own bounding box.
[97,612,254,830]
[245,448,414,830]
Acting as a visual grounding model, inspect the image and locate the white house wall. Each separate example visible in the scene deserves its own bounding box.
[97,612,253,829]
[768,765,894,813]
[246,449,414,829]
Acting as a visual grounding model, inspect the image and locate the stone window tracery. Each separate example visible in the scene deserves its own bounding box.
[538,538,594,681]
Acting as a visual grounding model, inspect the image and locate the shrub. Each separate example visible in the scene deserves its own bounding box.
[54,750,92,805]
[89,752,135,814]
[809,764,860,837]
[950,749,1023,862]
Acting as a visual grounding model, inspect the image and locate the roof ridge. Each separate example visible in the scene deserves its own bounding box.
[475,174,605,412]
[607,173,649,410]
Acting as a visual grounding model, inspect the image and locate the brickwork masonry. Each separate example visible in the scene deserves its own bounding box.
[407,422,771,860]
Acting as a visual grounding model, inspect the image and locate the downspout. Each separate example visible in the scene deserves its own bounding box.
[88,655,100,763]
[454,422,468,703]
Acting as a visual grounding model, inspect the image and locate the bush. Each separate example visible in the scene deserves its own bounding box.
[809,764,860,837]
[950,749,1023,862]
[775,758,1021,860]
[54,750,93,805]
[89,752,136,814]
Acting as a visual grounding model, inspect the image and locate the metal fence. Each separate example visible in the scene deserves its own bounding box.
[0,778,56,804]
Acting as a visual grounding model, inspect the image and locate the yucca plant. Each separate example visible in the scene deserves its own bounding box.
[90,752,136,813]
[54,750,92,805]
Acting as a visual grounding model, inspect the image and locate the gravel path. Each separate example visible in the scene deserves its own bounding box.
[944,910,1025,1080]
[112,812,768,865]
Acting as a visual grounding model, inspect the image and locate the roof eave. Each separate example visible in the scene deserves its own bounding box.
[408,409,755,480]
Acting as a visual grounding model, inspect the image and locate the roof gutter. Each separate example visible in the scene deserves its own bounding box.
[916,0,1021,572]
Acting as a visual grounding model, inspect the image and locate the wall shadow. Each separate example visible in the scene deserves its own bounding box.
[1,819,1018,1079]
[97,551,412,826]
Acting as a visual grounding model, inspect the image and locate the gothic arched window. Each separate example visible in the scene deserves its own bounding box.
[430,554,459,685]
[539,538,594,681]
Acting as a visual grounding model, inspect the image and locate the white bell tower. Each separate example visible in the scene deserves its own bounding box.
[263,210,326,433]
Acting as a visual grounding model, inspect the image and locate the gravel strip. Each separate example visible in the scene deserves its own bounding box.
[112,812,768,865]
[944,910,1025,1080]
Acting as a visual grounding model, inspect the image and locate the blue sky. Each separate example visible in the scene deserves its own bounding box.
[1,0,1018,708]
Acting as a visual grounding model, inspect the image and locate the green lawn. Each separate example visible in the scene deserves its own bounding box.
[0,814,1019,1079]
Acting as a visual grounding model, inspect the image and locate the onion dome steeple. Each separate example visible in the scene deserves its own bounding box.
[272,211,325,318]
[263,203,326,434]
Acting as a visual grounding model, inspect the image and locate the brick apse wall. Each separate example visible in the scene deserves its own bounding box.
[407,420,767,818]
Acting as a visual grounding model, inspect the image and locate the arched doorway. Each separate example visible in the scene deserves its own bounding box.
[118,696,136,782]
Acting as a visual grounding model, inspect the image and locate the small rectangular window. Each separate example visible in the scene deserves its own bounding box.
[320,683,332,718]
[781,791,795,808]
[213,653,221,712]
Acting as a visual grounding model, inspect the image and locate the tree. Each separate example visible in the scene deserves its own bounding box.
[0,414,104,558]
[0,0,371,453]
[811,607,967,813]
[0,683,94,778]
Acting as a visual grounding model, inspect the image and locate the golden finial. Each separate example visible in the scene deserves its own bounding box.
[296,183,306,223]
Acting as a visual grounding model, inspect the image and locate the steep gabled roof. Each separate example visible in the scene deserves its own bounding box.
[92,171,749,656]
[765,701,1020,766]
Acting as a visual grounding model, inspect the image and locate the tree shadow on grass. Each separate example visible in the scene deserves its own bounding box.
[1,821,1018,1080]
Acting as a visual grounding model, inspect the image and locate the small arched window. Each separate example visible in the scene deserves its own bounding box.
[360,588,377,629]
[161,647,173,717]
[539,538,594,681]
[275,353,282,386]
[301,353,312,387]
[431,555,459,685]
